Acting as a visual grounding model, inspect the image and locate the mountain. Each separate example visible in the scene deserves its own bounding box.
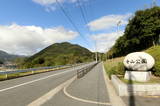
[0,50,21,62]
[22,42,95,68]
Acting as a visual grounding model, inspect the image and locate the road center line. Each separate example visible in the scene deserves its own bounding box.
[0,69,75,92]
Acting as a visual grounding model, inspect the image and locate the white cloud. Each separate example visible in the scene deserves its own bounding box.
[32,0,64,6]
[91,31,124,52]
[88,13,132,31]
[0,24,78,55]
[32,0,79,11]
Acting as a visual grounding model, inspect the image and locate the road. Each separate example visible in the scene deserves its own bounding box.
[0,62,110,106]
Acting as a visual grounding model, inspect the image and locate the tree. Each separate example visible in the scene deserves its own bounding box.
[0,60,3,64]
[107,6,160,58]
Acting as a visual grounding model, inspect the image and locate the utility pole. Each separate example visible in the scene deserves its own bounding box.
[95,41,98,63]
[159,34,160,45]
[111,20,121,61]
[117,21,121,34]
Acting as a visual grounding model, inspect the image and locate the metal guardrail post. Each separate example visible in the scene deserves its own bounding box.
[0,62,97,80]
[77,62,98,79]
[5,74,7,79]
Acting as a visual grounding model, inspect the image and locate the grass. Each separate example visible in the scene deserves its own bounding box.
[104,45,160,80]
[145,45,160,61]
[105,57,124,67]
[104,57,124,79]
[0,75,7,79]
[0,66,71,81]
[119,75,160,84]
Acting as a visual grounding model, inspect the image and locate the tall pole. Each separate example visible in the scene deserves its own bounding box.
[117,21,121,34]
[112,20,121,61]
[159,34,160,45]
[95,41,98,63]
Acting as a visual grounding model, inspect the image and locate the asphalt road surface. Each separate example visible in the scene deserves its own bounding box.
[0,62,110,106]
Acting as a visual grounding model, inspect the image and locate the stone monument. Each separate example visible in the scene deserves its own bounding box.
[123,52,155,82]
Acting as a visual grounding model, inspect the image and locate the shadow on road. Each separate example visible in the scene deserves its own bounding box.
[128,72,135,106]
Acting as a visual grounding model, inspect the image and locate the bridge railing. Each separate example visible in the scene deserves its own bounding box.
[77,62,98,79]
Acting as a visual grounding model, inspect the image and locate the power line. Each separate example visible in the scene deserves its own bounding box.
[77,0,95,49]
[77,0,88,25]
[77,0,98,62]
[55,0,90,46]
[56,0,97,61]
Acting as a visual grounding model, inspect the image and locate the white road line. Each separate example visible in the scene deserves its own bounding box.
[28,76,76,106]
[63,68,111,106]
[0,69,75,92]
[63,86,111,105]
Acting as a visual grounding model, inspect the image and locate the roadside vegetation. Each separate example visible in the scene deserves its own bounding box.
[104,6,160,82]
[104,57,125,79]
[146,46,160,76]
[104,46,160,82]
[0,65,70,81]
[107,7,160,59]
[20,42,95,68]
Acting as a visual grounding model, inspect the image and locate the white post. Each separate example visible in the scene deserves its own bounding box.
[5,74,7,79]
[95,41,98,63]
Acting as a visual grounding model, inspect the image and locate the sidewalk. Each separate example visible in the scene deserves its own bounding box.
[102,62,126,106]
[66,62,110,106]
[43,62,111,106]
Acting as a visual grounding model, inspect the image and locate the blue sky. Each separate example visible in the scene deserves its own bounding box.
[0,0,159,55]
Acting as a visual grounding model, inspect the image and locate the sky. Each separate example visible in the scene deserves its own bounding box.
[0,0,159,55]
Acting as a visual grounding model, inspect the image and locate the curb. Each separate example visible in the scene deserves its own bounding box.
[63,76,111,105]
[102,62,126,106]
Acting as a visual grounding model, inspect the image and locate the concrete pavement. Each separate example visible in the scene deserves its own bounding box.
[122,96,160,106]
[43,62,111,106]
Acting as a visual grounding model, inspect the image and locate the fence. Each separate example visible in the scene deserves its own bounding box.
[77,62,98,79]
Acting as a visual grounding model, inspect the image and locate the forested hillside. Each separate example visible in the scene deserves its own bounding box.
[107,7,160,58]
[21,42,95,68]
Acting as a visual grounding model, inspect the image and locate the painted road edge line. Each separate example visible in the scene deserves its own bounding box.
[0,69,75,93]
[28,76,77,106]
[102,62,126,106]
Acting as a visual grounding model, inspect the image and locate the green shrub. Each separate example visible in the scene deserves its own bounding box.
[116,62,125,75]
[106,66,117,79]
[153,61,160,76]
[105,62,125,79]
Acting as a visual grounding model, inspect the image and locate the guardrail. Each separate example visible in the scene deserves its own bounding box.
[77,62,98,79]
[0,62,87,80]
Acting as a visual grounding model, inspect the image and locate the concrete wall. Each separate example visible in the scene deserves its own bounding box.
[111,75,160,96]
